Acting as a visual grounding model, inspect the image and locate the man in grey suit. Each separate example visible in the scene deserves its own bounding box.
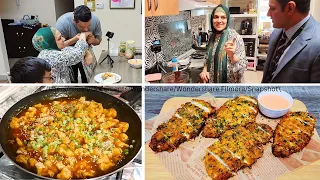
[262,0,320,83]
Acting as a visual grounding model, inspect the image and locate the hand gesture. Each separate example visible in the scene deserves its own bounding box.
[79,33,88,41]
[199,71,210,83]
[86,32,95,44]
[224,38,236,60]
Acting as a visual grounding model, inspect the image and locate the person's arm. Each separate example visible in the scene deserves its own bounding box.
[61,34,88,63]
[200,53,210,82]
[230,33,248,74]
[63,34,80,46]
[46,34,88,67]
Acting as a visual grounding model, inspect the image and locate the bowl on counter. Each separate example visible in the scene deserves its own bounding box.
[258,90,293,118]
[128,59,142,68]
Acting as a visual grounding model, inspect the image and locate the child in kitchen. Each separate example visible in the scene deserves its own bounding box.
[199,4,247,83]
[10,57,52,83]
[32,27,92,83]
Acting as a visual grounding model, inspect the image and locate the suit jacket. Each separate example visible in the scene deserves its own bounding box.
[262,16,320,83]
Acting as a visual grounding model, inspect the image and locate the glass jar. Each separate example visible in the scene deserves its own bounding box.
[119,41,126,57]
[125,40,136,59]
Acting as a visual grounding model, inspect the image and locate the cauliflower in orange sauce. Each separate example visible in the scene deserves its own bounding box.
[9,97,132,179]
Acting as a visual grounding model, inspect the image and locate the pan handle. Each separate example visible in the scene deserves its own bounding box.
[115,169,124,180]
[118,87,142,107]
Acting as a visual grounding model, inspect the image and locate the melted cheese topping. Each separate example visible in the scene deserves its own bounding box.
[238,96,257,105]
[206,149,231,171]
[191,101,210,113]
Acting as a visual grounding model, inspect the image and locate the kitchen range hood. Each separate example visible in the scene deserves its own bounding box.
[179,0,218,11]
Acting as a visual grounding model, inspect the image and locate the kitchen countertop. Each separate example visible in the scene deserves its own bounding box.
[90,51,142,83]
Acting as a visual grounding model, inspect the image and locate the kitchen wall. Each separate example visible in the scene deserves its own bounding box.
[311,0,320,22]
[55,0,74,20]
[0,18,10,80]
[74,0,142,60]
[145,11,206,70]
[0,0,57,26]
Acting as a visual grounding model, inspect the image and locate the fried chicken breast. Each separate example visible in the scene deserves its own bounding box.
[202,95,258,138]
[204,123,273,180]
[149,99,215,153]
[272,112,316,157]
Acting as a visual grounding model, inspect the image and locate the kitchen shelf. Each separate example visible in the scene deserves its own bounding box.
[247,57,256,60]
[257,54,267,58]
[230,14,258,18]
[240,35,258,38]
[227,0,259,71]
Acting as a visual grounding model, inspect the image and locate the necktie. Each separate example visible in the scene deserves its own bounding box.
[265,32,288,82]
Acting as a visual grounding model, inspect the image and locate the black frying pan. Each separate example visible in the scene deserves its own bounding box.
[0,87,142,180]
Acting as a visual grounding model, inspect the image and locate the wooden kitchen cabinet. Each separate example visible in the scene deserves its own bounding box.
[1,20,40,58]
[145,0,179,17]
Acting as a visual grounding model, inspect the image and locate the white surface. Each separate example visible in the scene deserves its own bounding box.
[96,3,104,9]
[240,35,258,38]
[0,16,10,80]
[247,57,256,60]
[178,58,190,66]
[0,0,57,26]
[74,0,142,58]
[230,14,258,18]
[311,0,320,22]
[258,91,293,119]
[179,0,218,11]
[0,86,22,103]
[94,72,121,84]
[190,58,205,68]
[176,49,196,61]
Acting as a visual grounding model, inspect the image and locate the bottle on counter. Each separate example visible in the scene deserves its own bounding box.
[125,40,136,59]
[197,35,201,47]
[172,58,178,72]
[119,41,126,57]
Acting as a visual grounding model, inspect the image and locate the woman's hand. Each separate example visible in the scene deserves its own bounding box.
[224,38,239,63]
[79,33,89,41]
[200,70,210,83]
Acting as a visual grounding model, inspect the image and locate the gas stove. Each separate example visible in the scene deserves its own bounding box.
[0,86,142,180]
[176,49,206,69]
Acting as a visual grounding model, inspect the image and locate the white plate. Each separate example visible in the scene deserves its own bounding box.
[94,72,121,84]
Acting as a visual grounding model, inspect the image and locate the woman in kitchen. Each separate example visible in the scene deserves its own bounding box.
[32,27,92,83]
[199,4,247,83]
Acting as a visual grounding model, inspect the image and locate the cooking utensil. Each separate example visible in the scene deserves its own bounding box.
[0,87,142,180]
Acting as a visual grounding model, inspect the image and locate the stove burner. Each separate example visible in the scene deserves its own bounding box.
[191,53,205,59]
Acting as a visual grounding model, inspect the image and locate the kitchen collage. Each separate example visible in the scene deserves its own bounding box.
[1,0,320,180]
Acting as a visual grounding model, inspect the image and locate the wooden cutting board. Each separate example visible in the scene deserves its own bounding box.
[145,97,320,180]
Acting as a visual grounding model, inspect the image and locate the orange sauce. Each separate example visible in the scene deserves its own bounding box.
[260,94,290,110]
